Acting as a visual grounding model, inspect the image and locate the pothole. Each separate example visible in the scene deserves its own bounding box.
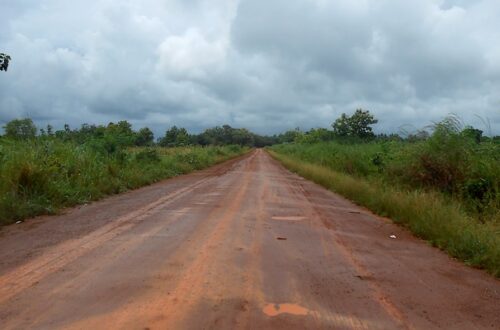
[263,303,310,317]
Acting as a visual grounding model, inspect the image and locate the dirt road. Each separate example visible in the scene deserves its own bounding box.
[0,150,498,329]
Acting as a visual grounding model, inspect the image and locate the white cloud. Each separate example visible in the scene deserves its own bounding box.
[157,29,228,79]
[0,0,499,136]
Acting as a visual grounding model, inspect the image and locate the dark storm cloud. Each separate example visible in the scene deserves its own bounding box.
[230,0,500,133]
[0,0,499,136]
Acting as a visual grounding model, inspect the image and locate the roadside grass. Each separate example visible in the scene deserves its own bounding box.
[0,139,247,226]
[268,150,500,277]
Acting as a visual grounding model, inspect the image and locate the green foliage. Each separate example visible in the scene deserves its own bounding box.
[332,109,378,139]
[295,128,334,144]
[158,126,190,147]
[36,120,155,148]
[0,139,246,225]
[404,117,471,193]
[276,128,303,143]
[272,116,499,219]
[270,115,499,275]
[197,124,273,147]
[134,148,160,162]
[269,150,500,277]
[155,124,275,148]
[461,126,483,144]
[331,113,350,137]
[1,117,278,148]
[135,127,154,146]
[3,118,37,140]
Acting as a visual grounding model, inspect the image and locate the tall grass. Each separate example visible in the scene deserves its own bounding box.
[268,151,500,277]
[269,128,500,276]
[0,139,247,225]
[271,135,499,221]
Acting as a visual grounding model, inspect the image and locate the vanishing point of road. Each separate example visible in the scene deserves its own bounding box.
[0,150,498,329]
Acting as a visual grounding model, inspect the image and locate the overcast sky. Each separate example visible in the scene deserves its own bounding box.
[1,0,499,136]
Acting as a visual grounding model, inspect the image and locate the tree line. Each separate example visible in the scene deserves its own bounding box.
[278,109,498,144]
[2,110,497,148]
[0,118,277,148]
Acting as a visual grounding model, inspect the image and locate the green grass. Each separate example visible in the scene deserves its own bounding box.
[0,139,247,225]
[271,138,499,221]
[268,142,500,277]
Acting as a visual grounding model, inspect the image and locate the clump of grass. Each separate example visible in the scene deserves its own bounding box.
[268,151,500,277]
[0,139,247,225]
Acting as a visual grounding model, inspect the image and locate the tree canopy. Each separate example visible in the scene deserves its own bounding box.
[3,118,37,139]
[332,109,378,139]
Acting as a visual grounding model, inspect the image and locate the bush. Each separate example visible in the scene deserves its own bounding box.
[270,117,499,221]
[135,148,160,163]
[0,140,247,225]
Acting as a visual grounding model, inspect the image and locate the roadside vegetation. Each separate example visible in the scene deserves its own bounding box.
[270,112,500,276]
[0,118,248,226]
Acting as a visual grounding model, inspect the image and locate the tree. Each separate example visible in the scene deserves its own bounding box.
[159,126,190,147]
[348,109,378,138]
[105,121,136,146]
[296,128,334,143]
[277,128,303,143]
[135,127,154,146]
[332,109,378,139]
[175,127,190,146]
[46,124,54,136]
[461,126,483,144]
[331,113,350,137]
[407,130,430,142]
[0,53,11,72]
[3,118,37,139]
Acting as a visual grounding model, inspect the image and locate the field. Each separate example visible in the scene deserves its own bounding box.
[0,139,247,225]
[269,126,500,276]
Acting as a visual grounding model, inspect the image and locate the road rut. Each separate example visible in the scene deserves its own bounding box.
[0,149,498,329]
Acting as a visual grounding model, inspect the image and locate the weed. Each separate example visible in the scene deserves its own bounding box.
[0,140,247,225]
[268,151,500,277]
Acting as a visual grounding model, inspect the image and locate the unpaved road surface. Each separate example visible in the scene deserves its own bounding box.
[0,150,498,329]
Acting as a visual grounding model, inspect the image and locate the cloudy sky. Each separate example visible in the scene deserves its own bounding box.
[1,0,499,136]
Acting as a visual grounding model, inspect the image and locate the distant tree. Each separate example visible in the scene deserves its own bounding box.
[231,128,254,146]
[349,109,378,138]
[296,128,334,143]
[253,134,277,147]
[135,127,154,146]
[332,109,378,139]
[160,126,179,146]
[159,126,190,147]
[407,130,430,143]
[0,53,11,72]
[3,118,37,139]
[376,133,402,141]
[332,113,351,137]
[278,128,303,143]
[195,124,269,147]
[46,124,54,136]
[105,121,136,146]
[461,126,483,144]
[107,121,134,136]
[175,127,190,146]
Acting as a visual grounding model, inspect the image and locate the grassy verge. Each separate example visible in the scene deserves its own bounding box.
[0,140,248,225]
[268,150,500,277]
